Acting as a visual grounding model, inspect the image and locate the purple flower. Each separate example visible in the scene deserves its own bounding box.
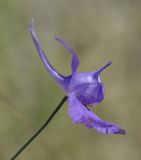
[29,20,126,135]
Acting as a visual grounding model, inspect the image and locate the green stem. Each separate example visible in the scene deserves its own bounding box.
[10,96,68,160]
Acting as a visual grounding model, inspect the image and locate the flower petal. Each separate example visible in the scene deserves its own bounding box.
[68,95,126,135]
[54,36,79,75]
[77,83,105,105]
[29,20,68,90]
[95,61,112,76]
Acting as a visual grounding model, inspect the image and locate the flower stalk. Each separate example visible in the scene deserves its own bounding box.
[10,96,68,160]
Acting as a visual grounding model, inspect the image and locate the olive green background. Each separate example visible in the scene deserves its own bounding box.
[0,0,141,159]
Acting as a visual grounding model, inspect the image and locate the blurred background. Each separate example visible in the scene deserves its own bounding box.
[0,0,141,159]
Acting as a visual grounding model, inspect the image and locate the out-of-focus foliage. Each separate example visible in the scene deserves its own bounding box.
[0,0,141,159]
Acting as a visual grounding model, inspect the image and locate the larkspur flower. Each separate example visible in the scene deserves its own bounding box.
[29,20,126,135]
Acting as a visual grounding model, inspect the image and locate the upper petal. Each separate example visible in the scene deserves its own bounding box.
[68,95,126,135]
[54,36,79,76]
[29,20,69,90]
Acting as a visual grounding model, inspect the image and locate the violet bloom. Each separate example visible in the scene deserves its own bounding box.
[29,21,126,135]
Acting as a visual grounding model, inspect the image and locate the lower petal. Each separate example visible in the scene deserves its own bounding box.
[68,95,126,135]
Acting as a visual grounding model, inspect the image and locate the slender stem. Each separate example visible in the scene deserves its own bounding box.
[10,96,68,160]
